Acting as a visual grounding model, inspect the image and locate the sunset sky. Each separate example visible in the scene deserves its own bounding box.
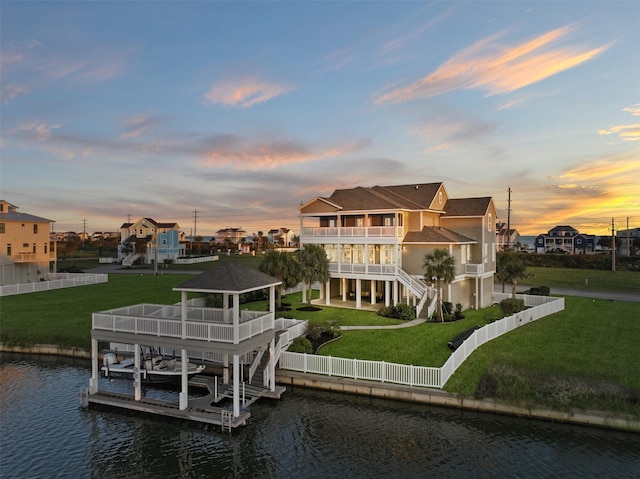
[2,1,638,237]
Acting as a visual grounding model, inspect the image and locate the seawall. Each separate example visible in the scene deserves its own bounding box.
[2,344,638,433]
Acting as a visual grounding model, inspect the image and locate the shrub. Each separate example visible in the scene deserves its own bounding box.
[377,305,395,318]
[306,323,325,341]
[526,285,550,296]
[288,337,313,353]
[394,303,416,321]
[499,298,525,316]
[454,303,465,320]
[377,303,416,321]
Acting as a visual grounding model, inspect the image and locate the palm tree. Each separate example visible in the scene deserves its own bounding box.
[297,244,330,304]
[496,250,528,298]
[423,248,456,321]
[259,250,300,308]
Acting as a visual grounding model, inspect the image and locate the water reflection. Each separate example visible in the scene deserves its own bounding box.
[1,353,639,479]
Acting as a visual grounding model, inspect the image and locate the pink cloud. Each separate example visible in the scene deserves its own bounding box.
[204,77,293,107]
[374,25,608,104]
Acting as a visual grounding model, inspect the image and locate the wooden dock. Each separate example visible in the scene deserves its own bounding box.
[84,375,286,430]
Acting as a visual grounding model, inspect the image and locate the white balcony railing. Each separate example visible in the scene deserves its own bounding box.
[301,226,401,238]
[92,304,275,344]
[464,263,484,275]
[328,263,396,275]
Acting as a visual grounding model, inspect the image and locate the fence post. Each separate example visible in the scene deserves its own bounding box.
[303,353,307,373]
[381,361,385,383]
[353,358,357,379]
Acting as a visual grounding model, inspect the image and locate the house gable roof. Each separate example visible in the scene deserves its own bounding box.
[442,197,493,217]
[306,182,446,213]
[403,227,476,244]
[174,261,281,294]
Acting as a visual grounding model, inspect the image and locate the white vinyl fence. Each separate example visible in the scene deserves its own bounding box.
[0,273,108,297]
[280,294,564,389]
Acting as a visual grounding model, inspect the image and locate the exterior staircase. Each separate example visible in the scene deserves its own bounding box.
[396,267,435,319]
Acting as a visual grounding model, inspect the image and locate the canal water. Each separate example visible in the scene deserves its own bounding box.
[1,353,639,478]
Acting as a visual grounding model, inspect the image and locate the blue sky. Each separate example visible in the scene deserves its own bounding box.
[2,1,638,236]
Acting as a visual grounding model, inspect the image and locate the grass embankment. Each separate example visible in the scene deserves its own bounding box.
[445,297,640,417]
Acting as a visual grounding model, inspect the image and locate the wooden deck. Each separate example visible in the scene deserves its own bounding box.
[86,375,286,430]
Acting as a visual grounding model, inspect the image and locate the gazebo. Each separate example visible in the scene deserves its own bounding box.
[89,261,305,426]
[172,261,282,417]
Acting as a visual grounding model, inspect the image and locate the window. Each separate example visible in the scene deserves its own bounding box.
[33,243,37,253]
[23,243,29,248]
[484,243,488,263]
[34,224,38,234]
[7,244,11,256]
[487,213,493,232]
[0,223,4,234]
[438,191,443,204]
[460,245,467,265]
[44,243,48,254]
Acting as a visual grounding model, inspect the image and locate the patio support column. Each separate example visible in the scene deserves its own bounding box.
[319,282,325,300]
[233,354,240,417]
[394,280,399,306]
[342,278,347,301]
[371,281,376,305]
[475,277,479,310]
[269,338,276,392]
[90,337,98,394]
[223,293,230,323]
[269,285,276,314]
[134,343,142,401]
[356,279,362,309]
[385,280,391,307]
[181,291,187,339]
[223,354,229,384]
[325,280,331,306]
[233,293,240,344]
[179,348,188,410]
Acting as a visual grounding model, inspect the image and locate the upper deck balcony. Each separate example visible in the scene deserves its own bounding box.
[301,226,402,240]
[92,304,275,345]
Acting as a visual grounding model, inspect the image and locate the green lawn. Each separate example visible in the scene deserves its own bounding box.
[318,306,503,366]
[444,297,640,416]
[516,267,640,294]
[0,274,192,350]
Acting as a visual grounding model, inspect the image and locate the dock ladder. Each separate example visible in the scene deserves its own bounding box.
[221,409,233,432]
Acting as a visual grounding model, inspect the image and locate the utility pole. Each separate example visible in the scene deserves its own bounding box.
[627,217,630,257]
[82,219,88,245]
[193,209,198,254]
[506,187,512,250]
[611,217,616,272]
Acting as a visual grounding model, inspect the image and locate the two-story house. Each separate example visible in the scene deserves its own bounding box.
[298,182,497,317]
[535,226,596,254]
[0,200,57,285]
[267,227,296,247]
[118,218,184,265]
[215,227,247,246]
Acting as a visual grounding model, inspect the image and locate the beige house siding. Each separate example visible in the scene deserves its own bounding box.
[0,202,56,285]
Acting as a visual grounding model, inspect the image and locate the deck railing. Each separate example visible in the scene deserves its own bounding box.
[92,305,275,344]
[280,294,564,389]
[301,226,401,238]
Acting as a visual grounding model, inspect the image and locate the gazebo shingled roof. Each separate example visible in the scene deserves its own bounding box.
[173,261,281,294]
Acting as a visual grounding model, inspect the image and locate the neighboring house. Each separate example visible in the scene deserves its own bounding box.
[534,226,596,254]
[0,200,57,285]
[496,222,519,251]
[617,227,640,256]
[215,227,247,245]
[267,227,296,247]
[118,218,184,265]
[298,182,497,316]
